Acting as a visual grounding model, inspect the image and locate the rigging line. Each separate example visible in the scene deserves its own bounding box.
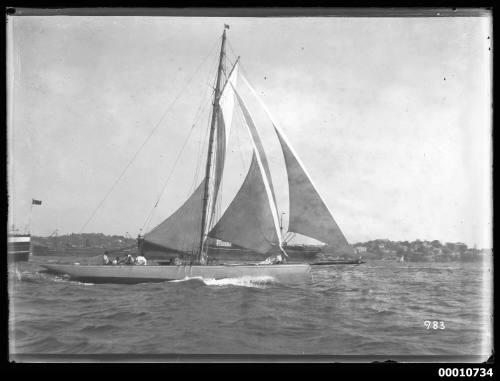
[189,191,205,255]
[144,99,213,240]
[179,90,211,195]
[191,122,205,190]
[144,86,211,232]
[284,232,296,244]
[191,106,212,193]
[142,121,198,233]
[187,105,209,193]
[209,128,228,230]
[234,107,248,173]
[214,159,225,231]
[227,51,270,173]
[143,72,215,234]
[190,96,215,198]
[208,154,223,233]
[226,40,238,65]
[283,231,291,243]
[189,56,219,194]
[79,39,220,234]
[186,46,220,196]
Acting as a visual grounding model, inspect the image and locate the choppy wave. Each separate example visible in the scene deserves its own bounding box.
[8,260,493,356]
[101,311,149,320]
[79,324,118,334]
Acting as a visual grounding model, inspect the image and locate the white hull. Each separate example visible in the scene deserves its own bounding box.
[40,263,311,284]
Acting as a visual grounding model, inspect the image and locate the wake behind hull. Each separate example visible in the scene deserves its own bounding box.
[40,263,311,284]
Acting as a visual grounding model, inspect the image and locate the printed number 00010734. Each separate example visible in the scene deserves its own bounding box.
[438,368,493,377]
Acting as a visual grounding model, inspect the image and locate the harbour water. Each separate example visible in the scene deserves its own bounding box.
[8,258,493,359]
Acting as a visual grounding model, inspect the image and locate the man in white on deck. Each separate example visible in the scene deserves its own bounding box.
[135,255,147,266]
[258,253,283,265]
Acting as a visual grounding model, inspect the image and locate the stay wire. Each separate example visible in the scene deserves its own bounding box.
[79,38,220,234]
[142,92,212,234]
[189,50,220,194]
[143,39,221,234]
[141,116,196,234]
[142,81,216,234]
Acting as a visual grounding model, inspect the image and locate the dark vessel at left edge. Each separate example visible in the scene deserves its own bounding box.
[8,233,31,262]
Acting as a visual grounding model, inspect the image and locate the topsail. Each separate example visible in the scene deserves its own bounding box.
[233,89,278,211]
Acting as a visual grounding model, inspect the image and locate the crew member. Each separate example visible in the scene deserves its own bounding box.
[102,254,110,265]
[124,254,134,265]
[135,255,147,266]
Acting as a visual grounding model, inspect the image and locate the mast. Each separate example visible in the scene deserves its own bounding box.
[280,212,285,239]
[198,26,228,263]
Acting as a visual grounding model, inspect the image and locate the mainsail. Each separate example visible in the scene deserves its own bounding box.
[240,74,352,254]
[143,62,239,254]
[144,180,205,253]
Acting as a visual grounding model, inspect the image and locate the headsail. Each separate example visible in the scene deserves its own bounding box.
[240,74,352,254]
[275,130,351,253]
[208,153,280,254]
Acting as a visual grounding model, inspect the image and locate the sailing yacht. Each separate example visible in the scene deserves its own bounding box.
[42,26,352,283]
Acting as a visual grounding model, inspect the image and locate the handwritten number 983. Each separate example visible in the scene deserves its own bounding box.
[424,320,445,329]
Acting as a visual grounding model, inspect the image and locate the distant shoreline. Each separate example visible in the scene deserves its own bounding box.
[352,239,491,263]
[31,233,491,263]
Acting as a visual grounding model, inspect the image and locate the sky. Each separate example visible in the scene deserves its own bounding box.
[7,15,492,248]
